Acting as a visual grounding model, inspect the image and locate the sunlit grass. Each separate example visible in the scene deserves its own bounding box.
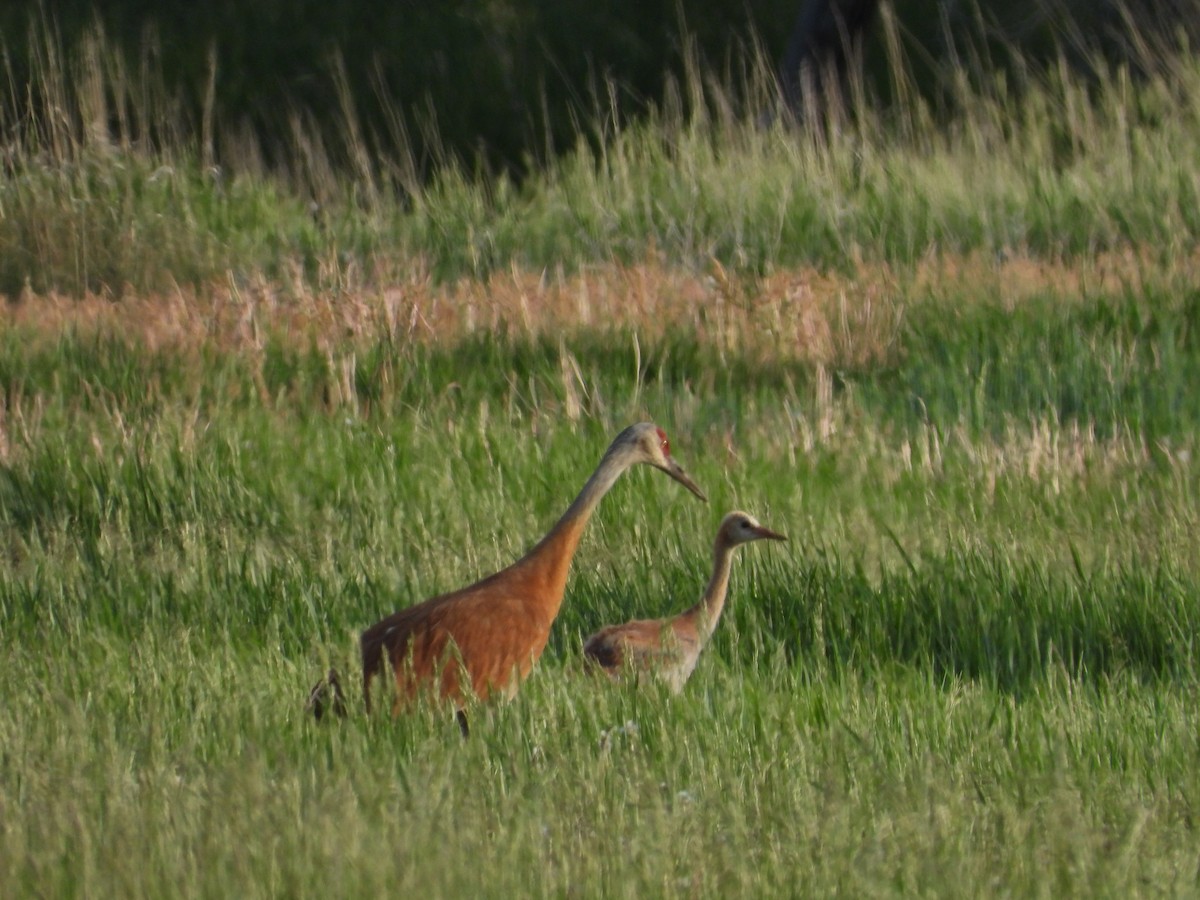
[2,267,1200,893]
[2,634,1197,896]
[5,18,1200,294]
[3,15,1200,895]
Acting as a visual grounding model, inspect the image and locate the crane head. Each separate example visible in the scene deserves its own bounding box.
[719,510,787,545]
[617,422,707,501]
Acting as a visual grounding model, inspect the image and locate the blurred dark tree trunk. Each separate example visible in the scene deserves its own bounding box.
[776,0,879,123]
[773,0,1200,128]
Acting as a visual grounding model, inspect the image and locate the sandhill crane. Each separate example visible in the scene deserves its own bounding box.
[582,511,786,692]
[348,422,706,731]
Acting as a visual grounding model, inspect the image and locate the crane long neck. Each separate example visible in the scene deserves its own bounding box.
[685,536,737,643]
[515,445,632,607]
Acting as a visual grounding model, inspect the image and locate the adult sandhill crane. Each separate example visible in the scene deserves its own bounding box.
[351,422,706,731]
[582,511,786,693]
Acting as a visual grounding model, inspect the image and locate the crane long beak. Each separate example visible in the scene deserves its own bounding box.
[753,525,788,541]
[659,459,707,501]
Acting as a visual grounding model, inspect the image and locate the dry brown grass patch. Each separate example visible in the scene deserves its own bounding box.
[2,247,1194,365]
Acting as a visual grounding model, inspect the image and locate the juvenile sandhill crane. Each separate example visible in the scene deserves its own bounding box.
[352,422,706,732]
[583,511,786,692]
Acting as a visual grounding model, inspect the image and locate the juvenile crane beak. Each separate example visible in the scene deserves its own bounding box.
[659,459,707,501]
[753,524,788,541]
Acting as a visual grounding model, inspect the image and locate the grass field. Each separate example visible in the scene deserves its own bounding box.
[3,20,1200,899]
[3,257,1200,896]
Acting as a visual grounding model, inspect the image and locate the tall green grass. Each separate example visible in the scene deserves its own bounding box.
[2,273,1200,894]
[2,626,1198,896]
[2,283,1200,897]
[4,282,1200,632]
[3,16,1200,896]
[4,19,1200,294]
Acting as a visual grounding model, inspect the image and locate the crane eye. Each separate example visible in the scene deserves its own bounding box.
[656,427,670,454]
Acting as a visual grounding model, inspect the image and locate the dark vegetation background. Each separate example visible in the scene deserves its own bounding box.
[1,1,1196,177]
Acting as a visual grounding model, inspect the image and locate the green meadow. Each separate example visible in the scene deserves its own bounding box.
[3,21,1200,899]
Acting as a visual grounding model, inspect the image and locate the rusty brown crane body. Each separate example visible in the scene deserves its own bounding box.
[582,511,786,692]
[354,423,706,723]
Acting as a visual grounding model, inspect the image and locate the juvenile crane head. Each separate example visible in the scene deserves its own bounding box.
[613,422,707,501]
[718,510,788,547]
